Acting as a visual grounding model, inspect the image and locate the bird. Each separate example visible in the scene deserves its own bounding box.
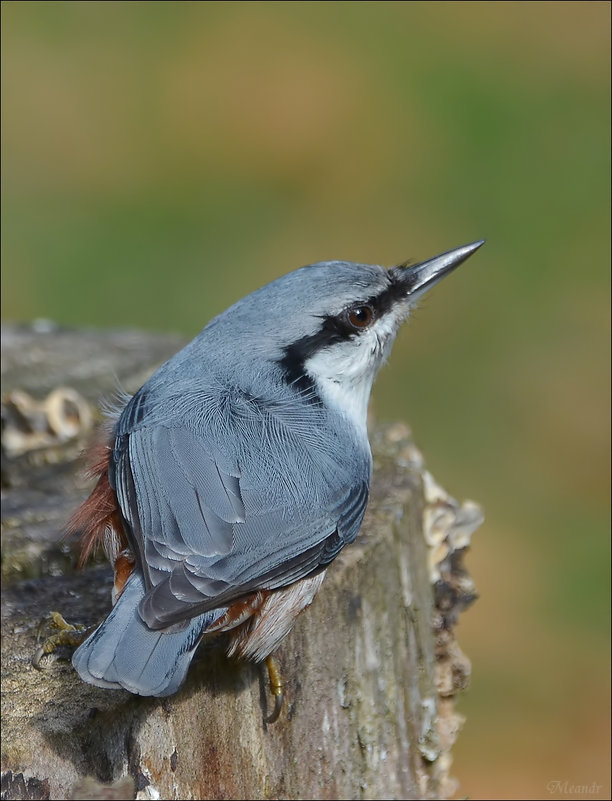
[67,239,484,720]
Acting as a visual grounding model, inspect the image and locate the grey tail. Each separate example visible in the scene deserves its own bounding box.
[72,572,222,697]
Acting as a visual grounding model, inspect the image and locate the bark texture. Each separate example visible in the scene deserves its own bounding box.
[1,323,482,801]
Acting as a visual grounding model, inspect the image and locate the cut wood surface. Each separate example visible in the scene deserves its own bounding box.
[1,323,482,801]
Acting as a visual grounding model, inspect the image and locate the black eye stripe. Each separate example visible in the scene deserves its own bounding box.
[278,272,407,394]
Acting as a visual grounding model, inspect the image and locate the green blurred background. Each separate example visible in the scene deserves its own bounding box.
[2,2,610,797]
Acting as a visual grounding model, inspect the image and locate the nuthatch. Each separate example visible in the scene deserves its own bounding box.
[68,240,484,720]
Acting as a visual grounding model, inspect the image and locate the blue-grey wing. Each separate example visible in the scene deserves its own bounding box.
[112,405,368,629]
[136,475,368,629]
[114,425,244,585]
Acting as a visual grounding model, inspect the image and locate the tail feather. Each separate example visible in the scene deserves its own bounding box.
[72,572,223,697]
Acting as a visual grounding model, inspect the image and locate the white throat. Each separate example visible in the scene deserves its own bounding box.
[309,364,374,435]
[304,316,399,435]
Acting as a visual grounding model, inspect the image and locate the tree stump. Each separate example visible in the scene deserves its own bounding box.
[1,323,482,801]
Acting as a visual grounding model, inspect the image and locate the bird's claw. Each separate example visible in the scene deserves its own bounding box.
[32,612,90,669]
[263,654,284,724]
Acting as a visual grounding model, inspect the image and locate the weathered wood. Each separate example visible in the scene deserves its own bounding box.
[1,324,482,801]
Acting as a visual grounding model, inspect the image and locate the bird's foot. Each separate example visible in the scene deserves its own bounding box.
[32,612,93,669]
[263,653,284,724]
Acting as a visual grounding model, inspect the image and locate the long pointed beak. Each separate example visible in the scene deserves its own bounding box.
[399,239,485,298]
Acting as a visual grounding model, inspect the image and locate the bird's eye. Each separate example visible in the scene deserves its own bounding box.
[347,304,374,329]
